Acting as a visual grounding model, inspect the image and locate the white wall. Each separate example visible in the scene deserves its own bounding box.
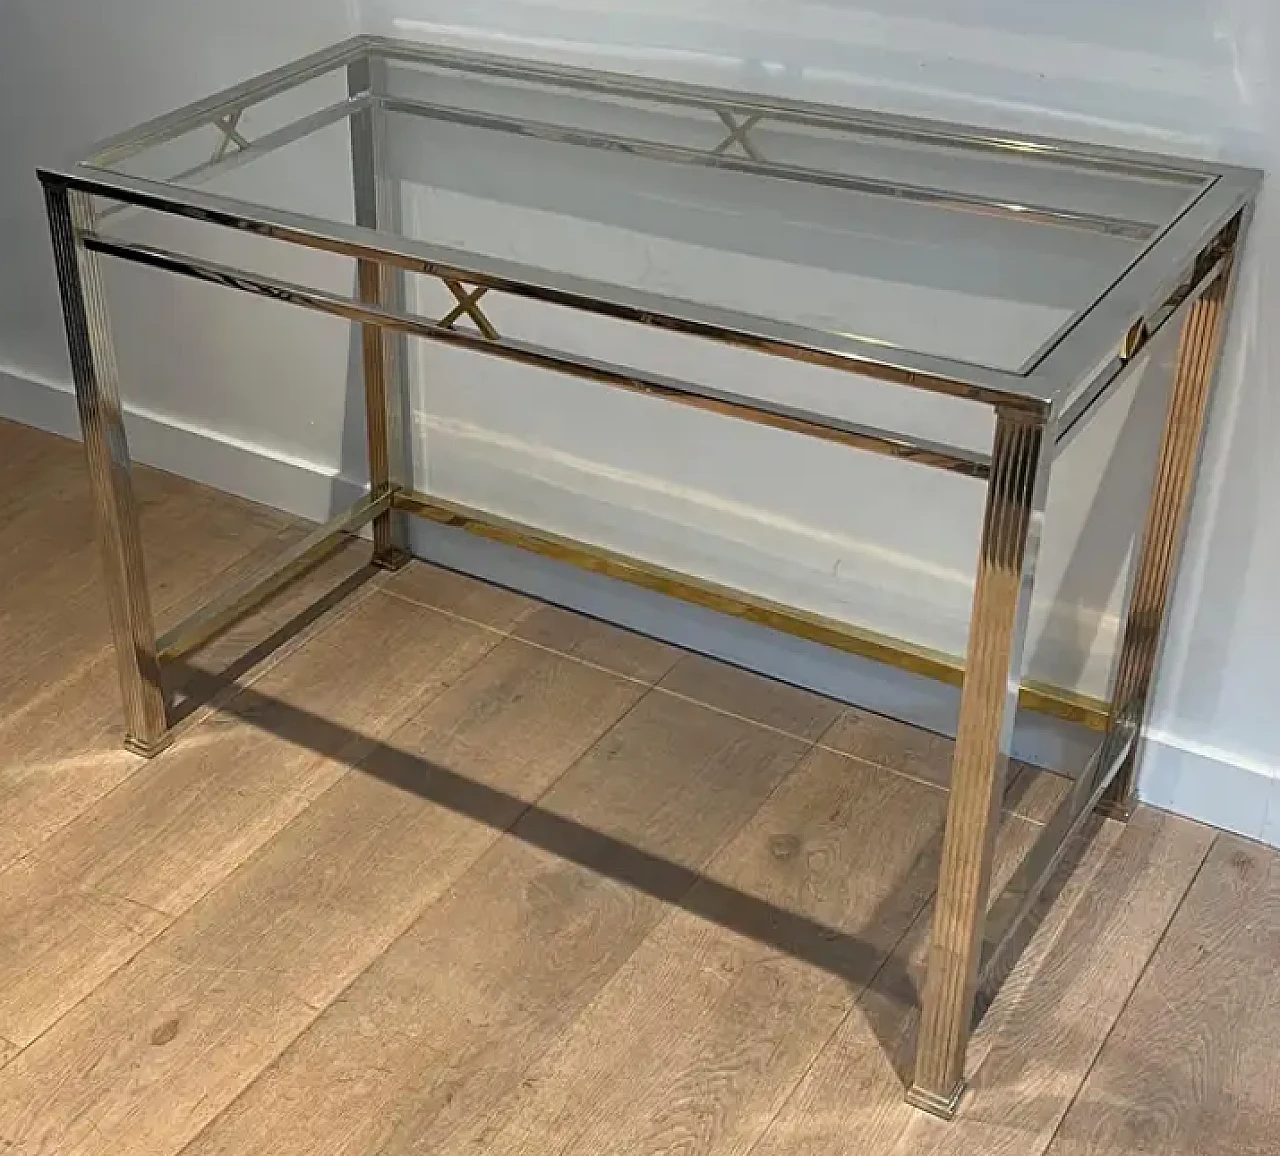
[2,1,1277,841]
[0,0,364,503]
[368,0,1280,840]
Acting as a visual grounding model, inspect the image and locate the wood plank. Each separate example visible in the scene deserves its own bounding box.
[380,558,535,630]
[0,421,74,525]
[892,809,1215,1156]
[658,655,842,739]
[513,604,680,683]
[1045,833,1280,1156]
[45,589,498,914]
[822,707,1068,824]
[0,638,649,1156]
[748,807,1213,1156]
[0,851,171,1044]
[163,636,653,1005]
[464,746,954,1156]
[0,954,314,1156]
[0,423,84,532]
[0,532,372,872]
[0,455,289,716]
[1006,766,1075,826]
[163,534,376,726]
[0,422,296,685]
[821,707,961,790]
[179,692,811,1156]
[0,589,502,1048]
[481,778,1044,1156]
[0,457,294,865]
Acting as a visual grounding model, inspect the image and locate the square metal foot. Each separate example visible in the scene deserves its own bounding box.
[124,731,175,759]
[373,547,412,572]
[905,1079,966,1120]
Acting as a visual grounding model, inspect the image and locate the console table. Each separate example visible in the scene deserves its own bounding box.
[39,36,1259,1118]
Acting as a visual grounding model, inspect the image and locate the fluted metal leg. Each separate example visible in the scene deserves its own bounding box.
[43,181,171,756]
[907,410,1048,1117]
[349,53,411,570]
[1098,249,1238,819]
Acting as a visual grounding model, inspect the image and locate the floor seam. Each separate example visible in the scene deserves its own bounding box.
[0,522,299,748]
[0,574,507,1073]
[0,541,379,874]
[1038,828,1219,1155]
[170,675,663,1156]
[139,947,329,1011]
[650,686,833,743]
[814,742,952,794]
[86,885,177,922]
[505,634,667,688]
[810,741,1054,827]
[379,583,687,693]
[376,582,534,638]
[161,558,384,743]
[0,1031,21,1075]
[373,571,1056,820]
[391,696,828,1156]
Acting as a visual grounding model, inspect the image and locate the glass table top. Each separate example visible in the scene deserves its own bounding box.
[65,37,1256,409]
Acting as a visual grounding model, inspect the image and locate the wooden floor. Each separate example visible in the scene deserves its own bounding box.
[1,415,1276,1156]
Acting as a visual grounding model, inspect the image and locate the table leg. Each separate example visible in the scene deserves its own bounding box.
[349,53,411,570]
[1096,259,1236,819]
[907,410,1048,1117]
[43,182,171,756]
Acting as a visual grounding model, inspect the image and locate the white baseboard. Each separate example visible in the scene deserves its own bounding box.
[402,509,1101,775]
[5,366,1276,846]
[0,366,81,441]
[414,410,1122,696]
[0,367,361,524]
[1139,731,1280,847]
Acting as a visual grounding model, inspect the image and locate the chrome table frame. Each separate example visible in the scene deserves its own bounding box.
[39,35,1260,1119]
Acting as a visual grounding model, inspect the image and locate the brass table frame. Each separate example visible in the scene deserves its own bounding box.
[39,36,1260,1119]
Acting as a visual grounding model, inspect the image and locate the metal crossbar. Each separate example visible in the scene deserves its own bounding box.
[155,488,392,662]
[439,279,499,340]
[974,717,1137,1018]
[712,110,765,161]
[211,111,252,163]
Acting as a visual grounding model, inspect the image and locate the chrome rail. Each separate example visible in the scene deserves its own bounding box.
[82,232,996,478]
[98,96,369,223]
[155,490,393,662]
[378,93,1156,241]
[976,720,1138,1012]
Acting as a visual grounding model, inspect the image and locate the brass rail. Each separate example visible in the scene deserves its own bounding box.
[393,489,1109,731]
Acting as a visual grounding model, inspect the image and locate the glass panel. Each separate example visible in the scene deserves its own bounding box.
[131,117,359,229]
[106,70,351,186]
[91,47,1213,376]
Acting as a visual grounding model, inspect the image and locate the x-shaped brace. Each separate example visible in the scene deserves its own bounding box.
[210,111,252,163]
[438,280,499,341]
[712,111,765,162]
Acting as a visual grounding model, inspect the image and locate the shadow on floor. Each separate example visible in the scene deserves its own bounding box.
[161,552,1095,1093]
